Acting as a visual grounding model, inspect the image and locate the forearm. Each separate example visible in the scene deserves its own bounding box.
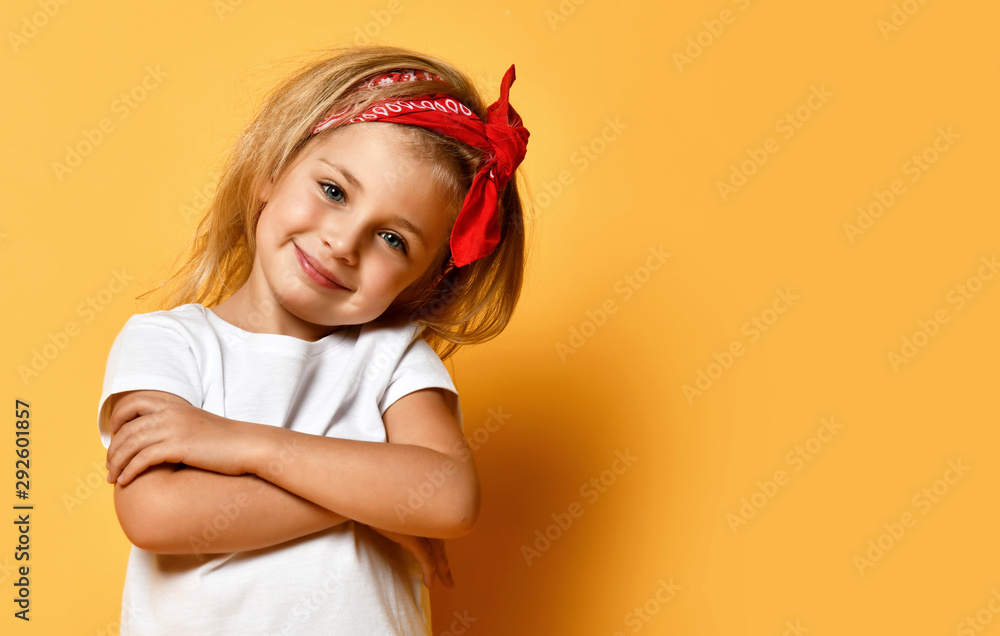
[251,427,479,538]
[106,388,480,541]
[114,463,349,555]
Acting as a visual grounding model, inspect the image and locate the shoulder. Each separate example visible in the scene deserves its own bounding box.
[120,303,211,333]
[363,320,458,414]
[106,303,220,364]
[113,304,220,348]
[99,305,214,447]
[356,320,440,370]
[106,304,221,373]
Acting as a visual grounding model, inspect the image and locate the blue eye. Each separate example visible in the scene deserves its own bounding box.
[379,231,407,253]
[321,182,346,204]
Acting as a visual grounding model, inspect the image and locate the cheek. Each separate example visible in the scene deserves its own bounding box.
[253,210,274,252]
[255,211,297,278]
[370,260,406,290]
[268,186,320,228]
[366,260,419,300]
[258,200,291,232]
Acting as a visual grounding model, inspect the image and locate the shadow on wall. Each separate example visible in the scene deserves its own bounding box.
[430,336,651,635]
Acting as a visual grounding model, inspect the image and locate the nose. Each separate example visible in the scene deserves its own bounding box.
[322,213,362,266]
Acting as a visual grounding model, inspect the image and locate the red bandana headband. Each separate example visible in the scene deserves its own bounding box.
[309,65,530,268]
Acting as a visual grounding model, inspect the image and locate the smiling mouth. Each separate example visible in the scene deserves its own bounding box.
[294,245,351,291]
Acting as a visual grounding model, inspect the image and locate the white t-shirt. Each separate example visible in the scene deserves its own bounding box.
[97,303,458,635]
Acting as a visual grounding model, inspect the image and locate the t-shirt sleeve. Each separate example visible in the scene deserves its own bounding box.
[378,335,461,427]
[96,313,203,449]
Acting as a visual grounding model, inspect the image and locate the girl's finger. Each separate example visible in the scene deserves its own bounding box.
[108,393,149,436]
[107,425,139,482]
[109,393,163,436]
[430,539,454,587]
[368,528,438,587]
[405,537,435,588]
[107,417,162,483]
[116,445,169,486]
[106,417,139,463]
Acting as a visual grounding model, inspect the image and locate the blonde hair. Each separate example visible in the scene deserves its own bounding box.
[141,45,528,359]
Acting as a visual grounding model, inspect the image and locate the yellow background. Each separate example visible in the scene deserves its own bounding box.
[3,0,999,634]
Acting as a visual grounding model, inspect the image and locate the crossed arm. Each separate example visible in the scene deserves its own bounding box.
[102,388,479,586]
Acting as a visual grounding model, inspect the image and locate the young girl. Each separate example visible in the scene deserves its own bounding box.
[97,45,529,634]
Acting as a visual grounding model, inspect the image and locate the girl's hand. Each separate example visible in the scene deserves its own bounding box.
[367,526,454,589]
[106,391,260,486]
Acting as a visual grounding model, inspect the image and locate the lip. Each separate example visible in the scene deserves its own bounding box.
[294,244,351,291]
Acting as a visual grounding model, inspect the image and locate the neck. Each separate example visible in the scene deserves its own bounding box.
[210,286,341,342]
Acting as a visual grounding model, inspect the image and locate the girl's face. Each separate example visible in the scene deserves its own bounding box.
[241,123,453,340]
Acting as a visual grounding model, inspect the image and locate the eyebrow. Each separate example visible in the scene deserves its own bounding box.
[318,159,364,193]
[393,216,426,248]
